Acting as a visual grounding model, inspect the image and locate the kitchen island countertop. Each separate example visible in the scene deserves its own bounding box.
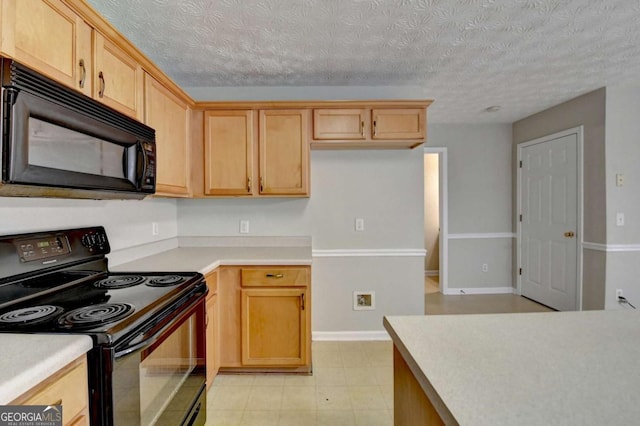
[384,310,640,425]
[0,334,93,404]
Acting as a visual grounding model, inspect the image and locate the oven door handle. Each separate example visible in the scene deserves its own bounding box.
[114,294,203,358]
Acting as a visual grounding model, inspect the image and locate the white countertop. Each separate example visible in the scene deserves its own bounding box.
[384,311,640,426]
[112,246,312,275]
[0,334,93,404]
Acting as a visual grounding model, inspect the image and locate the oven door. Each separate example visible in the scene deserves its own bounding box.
[107,295,206,426]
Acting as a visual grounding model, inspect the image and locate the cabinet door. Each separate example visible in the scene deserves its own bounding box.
[0,0,92,96]
[313,108,368,140]
[94,32,144,119]
[144,74,191,196]
[204,111,255,196]
[206,294,219,388]
[241,288,308,366]
[259,109,309,196]
[372,108,425,140]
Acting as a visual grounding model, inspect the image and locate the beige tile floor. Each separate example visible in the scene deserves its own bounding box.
[205,341,394,426]
[424,275,553,315]
[205,276,552,425]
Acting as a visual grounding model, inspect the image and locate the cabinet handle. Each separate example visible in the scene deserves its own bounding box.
[361,121,365,137]
[266,273,284,279]
[301,293,305,310]
[373,119,377,137]
[98,71,105,98]
[247,177,252,193]
[79,59,86,88]
[260,177,264,193]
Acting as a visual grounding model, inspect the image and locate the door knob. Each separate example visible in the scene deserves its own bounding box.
[564,231,575,238]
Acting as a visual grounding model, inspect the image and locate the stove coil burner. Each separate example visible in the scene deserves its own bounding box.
[147,275,185,287]
[0,305,63,326]
[58,303,134,329]
[95,275,145,289]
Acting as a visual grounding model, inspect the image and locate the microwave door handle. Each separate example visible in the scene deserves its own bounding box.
[136,142,147,189]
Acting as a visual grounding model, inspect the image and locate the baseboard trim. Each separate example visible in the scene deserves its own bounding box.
[312,331,391,341]
[448,233,515,240]
[424,270,439,276]
[313,249,426,257]
[443,287,514,295]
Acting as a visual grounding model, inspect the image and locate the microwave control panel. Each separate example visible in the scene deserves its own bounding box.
[142,141,155,190]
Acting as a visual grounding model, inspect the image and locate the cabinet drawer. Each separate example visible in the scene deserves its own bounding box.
[241,268,309,287]
[17,357,88,425]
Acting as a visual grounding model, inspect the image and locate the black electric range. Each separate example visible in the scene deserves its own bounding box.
[0,226,207,425]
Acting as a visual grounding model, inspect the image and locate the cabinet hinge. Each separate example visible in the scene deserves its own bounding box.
[519,160,522,168]
[519,268,522,275]
[519,214,523,222]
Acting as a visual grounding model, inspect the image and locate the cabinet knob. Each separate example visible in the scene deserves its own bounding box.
[564,231,575,238]
[247,177,252,193]
[361,121,365,137]
[373,119,377,136]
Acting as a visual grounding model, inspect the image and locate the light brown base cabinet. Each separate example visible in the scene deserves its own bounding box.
[205,270,220,388]
[11,355,90,426]
[216,266,311,373]
[393,346,444,426]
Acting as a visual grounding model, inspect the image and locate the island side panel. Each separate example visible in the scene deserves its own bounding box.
[394,345,444,426]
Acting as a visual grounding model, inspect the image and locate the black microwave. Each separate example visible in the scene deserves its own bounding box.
[0,58,156,199]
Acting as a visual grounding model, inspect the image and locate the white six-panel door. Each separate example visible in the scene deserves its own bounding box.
[520,133,578,311]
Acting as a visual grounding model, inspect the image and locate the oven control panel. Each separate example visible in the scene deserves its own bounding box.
[80,229,109,253]
[15,235,70,262]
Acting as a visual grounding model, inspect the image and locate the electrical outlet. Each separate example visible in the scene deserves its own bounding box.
[616,173,624,187]
[355,218,365,232]
[239,220,250,234]
[481,263,488,273]
[616,289,624,299]
[152,222,159,236]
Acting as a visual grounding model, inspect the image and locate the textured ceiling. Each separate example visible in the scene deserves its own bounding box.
[86,0,640,123]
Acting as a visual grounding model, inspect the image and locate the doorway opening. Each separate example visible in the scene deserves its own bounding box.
[424,147,448,297]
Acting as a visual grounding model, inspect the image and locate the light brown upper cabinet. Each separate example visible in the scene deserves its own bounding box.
[0,0,93,97]
[313,108,369,140]
[204,110,255,196]
[202,109,310,197]
[311,103,430,149]
[259,110,309,196]
[94,32,144,120]
[0,1,144,120]
[144,73,191,196]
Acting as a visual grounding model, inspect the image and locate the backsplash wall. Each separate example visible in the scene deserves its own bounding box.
[0,197,178,251]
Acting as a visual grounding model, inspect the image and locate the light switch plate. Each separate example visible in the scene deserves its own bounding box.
[355,218,364,232]
[616,213,624,227]
[240,220,250,234]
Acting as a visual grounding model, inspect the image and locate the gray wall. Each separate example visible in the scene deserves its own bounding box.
[603,87,640,309]
[513,88,606,309]
[0,197,178,251]
[427,124,513,290]
[178,149,426,333]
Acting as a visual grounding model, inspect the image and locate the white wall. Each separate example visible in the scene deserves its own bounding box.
[178,149,425,333]
[0,197,178,251]
[427,124,513,291]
